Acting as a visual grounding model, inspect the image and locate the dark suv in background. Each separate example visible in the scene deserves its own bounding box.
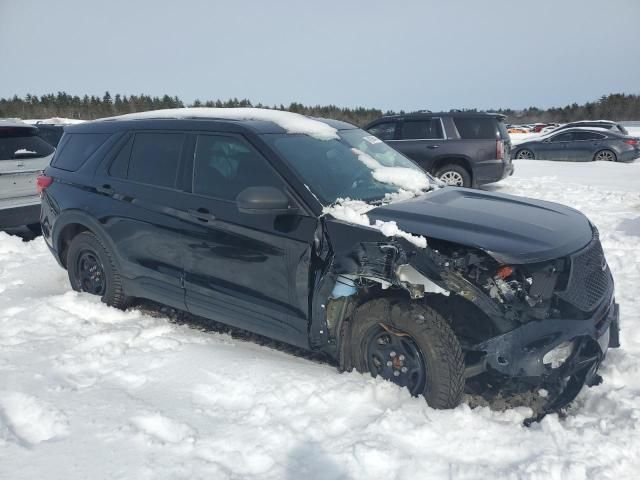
[365,112,513,188]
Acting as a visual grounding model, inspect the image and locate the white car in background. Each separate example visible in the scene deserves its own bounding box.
[0,120,54,231]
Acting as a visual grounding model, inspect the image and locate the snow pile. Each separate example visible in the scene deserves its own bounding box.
[1,161,640,478]
[105,107,339,141]
[23,117,85,125]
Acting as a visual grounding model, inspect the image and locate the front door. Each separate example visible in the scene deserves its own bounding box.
[181,133,315,348]
[538,132,574,161]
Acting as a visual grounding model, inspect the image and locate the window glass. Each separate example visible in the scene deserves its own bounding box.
[52,133,110,171]
[108,135,134,178]
[0,134,55,161]
[193,135,282,201]
[128,133,186,188]
[399,119,443,140]
[551,132,574,142]
[573,131,605,141]
[453,117,500,139]
[367,122,396,141]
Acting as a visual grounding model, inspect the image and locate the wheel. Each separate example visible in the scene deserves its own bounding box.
[515,149,535,160]
[350,298,465,409]
[593,149,616,162]
[66,231,129,309]
[434,164,471,187]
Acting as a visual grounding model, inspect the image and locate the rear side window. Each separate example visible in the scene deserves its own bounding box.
[399,119,443,140]
[193,134,282,201]
[367,122,396,141]
[127,133,186,188]
[574,131,606,141]
[551,132,574,142]
[0,132,55,161]
[453,117,500,140]
[53,133,110,171]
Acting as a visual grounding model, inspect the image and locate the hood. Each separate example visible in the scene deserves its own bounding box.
[368,188,593,264]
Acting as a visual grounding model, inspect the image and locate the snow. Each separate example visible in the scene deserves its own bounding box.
[105,107,340,140]
[1,160,640,479]
[22,117,85,125]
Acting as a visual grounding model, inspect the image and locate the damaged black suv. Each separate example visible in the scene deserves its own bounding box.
[39,108,620,416]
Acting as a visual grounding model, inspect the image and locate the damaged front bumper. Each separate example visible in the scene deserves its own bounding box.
[469,295,620,415]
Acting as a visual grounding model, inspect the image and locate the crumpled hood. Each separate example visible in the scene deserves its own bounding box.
[368,188,593,264]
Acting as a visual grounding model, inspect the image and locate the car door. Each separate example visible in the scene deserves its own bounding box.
[572,131,607,161]
[96,130,195,309]
[0,128,54,208]
[537,132,575,160]
[181,132,315,348]
[385,118,446,171]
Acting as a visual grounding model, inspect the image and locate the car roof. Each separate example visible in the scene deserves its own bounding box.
[66,108,358,136]
[369,111,506,124]
[0,119,37,130]
[566,119,617,125]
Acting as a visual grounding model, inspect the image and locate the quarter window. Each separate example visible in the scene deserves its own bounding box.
[53,133,110,171]
[367,122,396,141]
[193,135,282,201]
[399,119,443,140]
[127,133,186,188]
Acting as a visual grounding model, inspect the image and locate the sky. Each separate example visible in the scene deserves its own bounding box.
[1,0,639,112]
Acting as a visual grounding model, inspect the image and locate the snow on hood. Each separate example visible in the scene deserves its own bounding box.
[103,107,339,141]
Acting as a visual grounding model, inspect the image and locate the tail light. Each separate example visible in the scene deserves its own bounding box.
[36,174,53,195]
[496,140,504,160]
[624,138,638,146]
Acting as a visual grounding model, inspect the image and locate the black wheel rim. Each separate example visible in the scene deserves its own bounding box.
[75,250,106,296]
[365,325,427,396]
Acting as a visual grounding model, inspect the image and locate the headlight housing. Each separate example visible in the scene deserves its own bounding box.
[543,341,575,369]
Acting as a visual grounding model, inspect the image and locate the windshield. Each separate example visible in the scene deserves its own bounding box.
[263,128,432,205]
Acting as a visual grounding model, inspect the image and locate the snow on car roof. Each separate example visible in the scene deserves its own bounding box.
[23,117,86,125]
[103,108,339,140]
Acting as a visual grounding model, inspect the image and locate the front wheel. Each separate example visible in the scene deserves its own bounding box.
[350,299,465,409]
[67,231,129,309]
[593,149,616,162]
[434,164,471,188]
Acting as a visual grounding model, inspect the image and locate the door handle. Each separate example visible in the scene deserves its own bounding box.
[427,145,440,149]
[188,208,216,222]
[96,184,115,195]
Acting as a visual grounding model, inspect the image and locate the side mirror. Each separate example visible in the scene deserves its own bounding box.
[236,186,296,215]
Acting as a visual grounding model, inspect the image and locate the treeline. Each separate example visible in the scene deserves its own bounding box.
[0,92,638,126]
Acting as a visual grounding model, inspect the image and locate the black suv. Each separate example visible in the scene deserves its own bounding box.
[365,112,513,188]
[40,109,618,416]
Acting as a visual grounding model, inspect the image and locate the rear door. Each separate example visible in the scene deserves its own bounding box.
[572,131,606,161]
[386,118,446,171]
[181,132,315,348]
[0,127,54,206]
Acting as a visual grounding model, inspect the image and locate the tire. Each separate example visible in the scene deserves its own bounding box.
[515,149,535,160]
[593,149,616,162]
[434,164,472,188]
[350,298,465,409]
[66,231,129,309]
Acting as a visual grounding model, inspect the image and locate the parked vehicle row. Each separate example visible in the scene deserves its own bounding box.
[36,108,619,417]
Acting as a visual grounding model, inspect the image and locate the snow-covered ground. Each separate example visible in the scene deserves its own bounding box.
[1,160,640,479]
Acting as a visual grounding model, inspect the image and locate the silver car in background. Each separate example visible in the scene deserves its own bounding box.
[0,120,54,230]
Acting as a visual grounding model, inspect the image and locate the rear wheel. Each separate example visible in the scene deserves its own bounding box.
[593,149,616,162]
[350,298,465,409]
[434,164,471,188]
[67,232,129,309]
[515,149,535,160]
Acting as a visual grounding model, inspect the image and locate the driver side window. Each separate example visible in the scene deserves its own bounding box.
[193,135,283,201]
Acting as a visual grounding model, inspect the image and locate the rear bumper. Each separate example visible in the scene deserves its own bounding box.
[0,203,41,229]
[473,159,513,186]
